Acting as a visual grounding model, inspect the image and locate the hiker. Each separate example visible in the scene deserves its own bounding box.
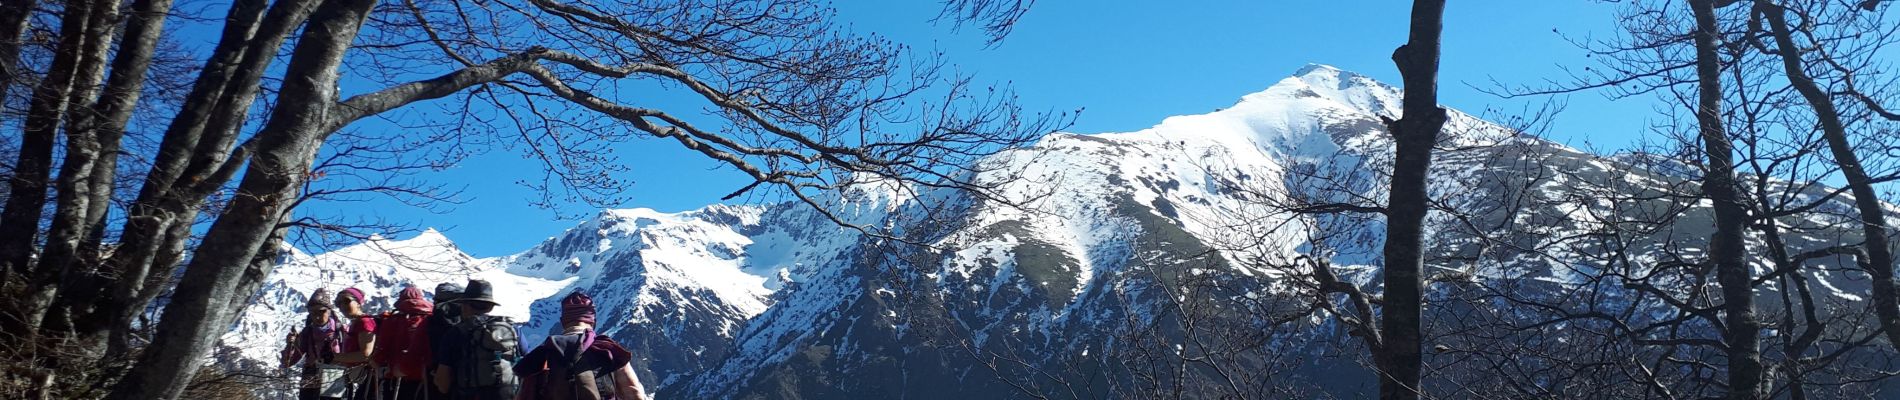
[515,292,649,400]
[429,281,466,394]
[281,288,349,400]
[448,279,523,400]
[334,287,379,400]
[374,286,437,399]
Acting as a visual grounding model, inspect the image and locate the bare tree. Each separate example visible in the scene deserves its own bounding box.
[1102,257,1325,400]
[1180,3,1458,398]
[87,0,325,356]
[1375,1,1448,398]
[938,0,1036,45]
[0,0,1060,398]
[1686,0,1768,397]
[36,0,187,341]
[1753,0,1900,350]
[0,0,119,339]
[1462,1,1900,397]
[0,0,33,122]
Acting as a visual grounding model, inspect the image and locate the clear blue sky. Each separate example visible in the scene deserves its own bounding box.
[299,0,1653,257]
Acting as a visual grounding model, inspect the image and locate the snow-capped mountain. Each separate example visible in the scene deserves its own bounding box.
[222,228,564,370]
[223,199,884,391]
[498,202,882,388]
[223,64,1891,399]
[664,63,1470,399]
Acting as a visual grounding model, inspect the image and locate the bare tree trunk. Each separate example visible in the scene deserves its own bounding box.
[224,221,287,323]
[39,0,179,340]
[0,0,104,339]
[18,0,123,339]
[1375,1,1447,399]
[104,0,557,392]
[93,0,1010,394]
[106,1,379,397]
[0,0,33,126]
[1757,0,1900,349]
[1,0,99,277]
[87,0,318,351]
[1689,0,1762,398]
[28,0,172,341]
[106,213,195,356]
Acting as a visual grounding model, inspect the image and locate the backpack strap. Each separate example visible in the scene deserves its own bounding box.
[564,332,590,374]
[310,311,345,362]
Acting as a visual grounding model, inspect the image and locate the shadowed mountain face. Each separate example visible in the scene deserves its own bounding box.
[225,65,1894,399]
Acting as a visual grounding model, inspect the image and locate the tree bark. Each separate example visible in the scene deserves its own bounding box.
[1756,0,1900,350]
[29,0,172,340]
[39,0,179,339]
[19,0,123,340]
[103,1,557,392]
[224,221,288,325]
[87,0,318,351]
[1,0,99,277]
[0,0,34,128]
[86,0,544,354]
[1689,0,1763,398]
[1376,1,1447,399]
[106,2,380,398]
[0,0,103,338]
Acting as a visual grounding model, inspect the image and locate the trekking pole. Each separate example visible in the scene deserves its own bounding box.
[353,366,370,400]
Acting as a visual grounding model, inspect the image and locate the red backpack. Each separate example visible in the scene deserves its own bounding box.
[375,310,432,379]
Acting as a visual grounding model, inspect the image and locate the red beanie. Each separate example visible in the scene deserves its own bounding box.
[561,291,596,327]
[339,287,366,305]
[395,286,433,315]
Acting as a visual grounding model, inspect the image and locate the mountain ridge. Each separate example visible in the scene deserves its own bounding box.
[223,63,1498,397]
[223,63,1887,399]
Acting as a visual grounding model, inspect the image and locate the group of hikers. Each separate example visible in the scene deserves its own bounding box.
[280,279,649,400]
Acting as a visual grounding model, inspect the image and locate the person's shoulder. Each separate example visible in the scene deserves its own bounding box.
[587,335,632,357]
[353,315,378,330]
[591,335,626,349]
[542,334,575,351]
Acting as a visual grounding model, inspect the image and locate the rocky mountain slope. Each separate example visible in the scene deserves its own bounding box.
[222,64,1891,399]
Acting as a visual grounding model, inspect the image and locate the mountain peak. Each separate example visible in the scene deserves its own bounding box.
[314,228,477,275]
[1293,63,1349,78]
[1071,63,1406,157]
[601,207,666,220]
[1247,63,1401,118]
[398,227,452,246]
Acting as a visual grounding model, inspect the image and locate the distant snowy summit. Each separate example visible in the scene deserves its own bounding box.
[222,63,1475,396]
[225,64,1869,399]
[226,198,868,391]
